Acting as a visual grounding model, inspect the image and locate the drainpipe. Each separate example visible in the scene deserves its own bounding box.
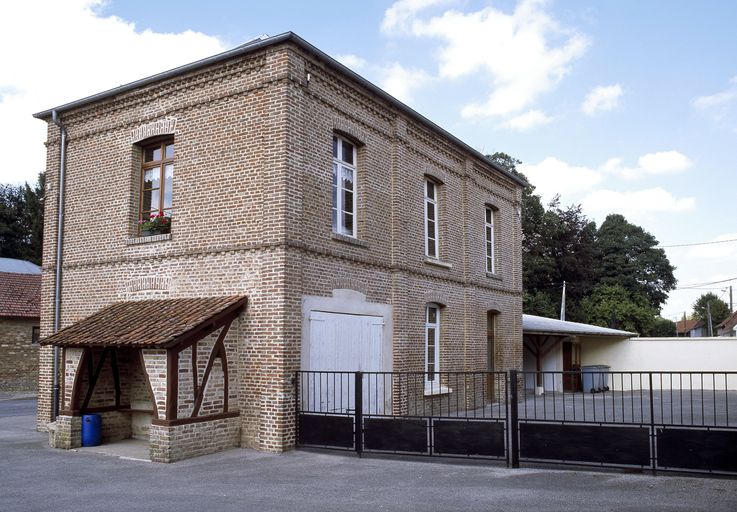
[50,109,67,421]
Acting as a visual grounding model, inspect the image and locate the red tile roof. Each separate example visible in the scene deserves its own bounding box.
[675,318,702,334]
[717,310,737,331]
[0,272,41,318]
[40,296,247,348]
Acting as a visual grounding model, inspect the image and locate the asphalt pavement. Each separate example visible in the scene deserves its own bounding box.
[2,398,737,512]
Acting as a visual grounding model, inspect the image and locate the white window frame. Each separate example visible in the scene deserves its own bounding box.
[425,304,440,385]
[424,180,439,258]
[332,135,357,238]
[485,207,496,273]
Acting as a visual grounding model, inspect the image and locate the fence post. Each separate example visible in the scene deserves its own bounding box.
[294,371,300,447]
[648,372,656,475]
[509,370,520,468]
[355,371,363,456]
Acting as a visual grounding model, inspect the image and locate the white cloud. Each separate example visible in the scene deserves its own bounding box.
[582,84,623,115]
[378,63,432,103]
[637,151,692,175]
[381,0,453,33]
[518,156,604,204]
[382,0,589,120]
[336,54,367,71]
[692,76,737,110]
[499,109,552,131]
[580,188,696,218]
[0,0,226,184]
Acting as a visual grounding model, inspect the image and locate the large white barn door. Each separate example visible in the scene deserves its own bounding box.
[307,311,385,414]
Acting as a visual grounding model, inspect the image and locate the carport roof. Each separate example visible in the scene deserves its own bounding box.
[40,296,247,348]
[523,314,635,338]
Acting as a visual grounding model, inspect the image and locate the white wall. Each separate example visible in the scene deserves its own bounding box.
[523,342,563,391]
[581,337,737,390]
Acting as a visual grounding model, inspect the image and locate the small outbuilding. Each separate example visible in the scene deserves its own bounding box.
[522,314,634,392]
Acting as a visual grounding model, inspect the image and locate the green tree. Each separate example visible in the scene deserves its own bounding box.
[692,293,730,336]
[581,284,656,335]
[650,316,677,337]
[595,214,676,311]
[0,173,44,264]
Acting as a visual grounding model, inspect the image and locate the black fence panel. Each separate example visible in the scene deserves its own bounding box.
[298,414,354,448]
[520,423,650,467]
[364,417,428,454]
[433,419,506,457]
[657,427,737,473]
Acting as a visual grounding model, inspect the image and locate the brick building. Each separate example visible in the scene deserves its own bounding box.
[0,258,41,392]
[34,32,524,462]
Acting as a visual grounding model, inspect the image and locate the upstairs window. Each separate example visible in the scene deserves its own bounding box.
[485,207,496,273]
[424,180,439,258]
[332,135,357,237]
[139,139,174,235]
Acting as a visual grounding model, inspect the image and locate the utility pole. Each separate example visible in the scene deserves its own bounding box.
[730,285,733,313]
[706,301,713,337]
[560,281,566,321]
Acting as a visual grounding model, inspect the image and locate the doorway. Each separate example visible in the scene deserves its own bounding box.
[487,311,496,400]
[562,341,581,392]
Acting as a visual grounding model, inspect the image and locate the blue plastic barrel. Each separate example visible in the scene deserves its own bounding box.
[81,414,102,447]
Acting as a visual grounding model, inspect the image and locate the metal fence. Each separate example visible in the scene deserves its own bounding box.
[296,369,737,475]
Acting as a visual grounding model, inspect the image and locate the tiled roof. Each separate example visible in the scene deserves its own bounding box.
[41,296,247,348]
[675,318,702,334]
[523,314,635,337]
[717,310,737,330]
[0,272,41,318]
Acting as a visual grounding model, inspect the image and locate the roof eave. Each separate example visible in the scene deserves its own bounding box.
[32,32,526,189]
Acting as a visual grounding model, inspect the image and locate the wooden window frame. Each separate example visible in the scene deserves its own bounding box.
[139,138,174,233]
[332,134,357,238]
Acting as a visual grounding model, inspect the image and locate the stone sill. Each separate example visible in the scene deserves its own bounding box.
[331,232,369,248]
[424,257,452,269]
[424,385,453,397]
[126,233,172,246]
[486,272,502,281]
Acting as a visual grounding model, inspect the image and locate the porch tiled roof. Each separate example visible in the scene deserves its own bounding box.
[40,296,247,348]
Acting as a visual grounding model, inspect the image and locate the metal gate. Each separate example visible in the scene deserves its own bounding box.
[296,371,508,462]
[296,370,737,476]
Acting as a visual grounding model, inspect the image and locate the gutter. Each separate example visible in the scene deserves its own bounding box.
[50,109,67,421]
[32,32,526,188]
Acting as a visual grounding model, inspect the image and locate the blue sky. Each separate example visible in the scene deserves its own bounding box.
[2,0,736,322]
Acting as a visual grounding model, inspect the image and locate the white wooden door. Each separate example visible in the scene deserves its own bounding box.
[306,311,386,414]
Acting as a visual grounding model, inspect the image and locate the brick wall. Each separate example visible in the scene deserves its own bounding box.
[0,317,39,391]
[149,415,240,463]
[37,39,523,458]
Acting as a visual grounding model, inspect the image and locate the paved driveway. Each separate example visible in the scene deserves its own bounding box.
[2,399,737,512]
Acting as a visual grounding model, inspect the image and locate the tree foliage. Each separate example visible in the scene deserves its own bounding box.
[650,316,677,337]
[581,284,655,335]
[596,214,677,310]
[692,293,730,336]
[0,173,44,264]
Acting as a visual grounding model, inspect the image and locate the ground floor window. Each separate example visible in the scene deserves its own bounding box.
[425,304,440,382]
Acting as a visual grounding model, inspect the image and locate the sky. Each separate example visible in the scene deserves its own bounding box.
[1,0,735,322]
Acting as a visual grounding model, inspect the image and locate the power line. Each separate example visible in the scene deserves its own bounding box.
[659,237,737,248]
[677,276,737,289]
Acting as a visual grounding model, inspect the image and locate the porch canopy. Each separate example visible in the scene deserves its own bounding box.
[41,296,247,425]
[40,296,247,349]
[522,314,634,386]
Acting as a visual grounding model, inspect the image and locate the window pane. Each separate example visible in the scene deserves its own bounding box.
[486,208,492,224]
[426,181,435,200]
[333,136,338,158]
[341,166,354,191]
[427,219,435,237]
[428,307,437,324]
[150,187,160,212]
[342,212,354,235]
[427,201,435,219]
[332,208,337,231]
[428,239,436,257]
[486,226,492,241]
[145,167,160,189]
[165,143,174,159]
[343,188,353,214]
[163,164,173,209]
[145,146,162,162]
[141,188,153,213]
[342,140,354,165]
